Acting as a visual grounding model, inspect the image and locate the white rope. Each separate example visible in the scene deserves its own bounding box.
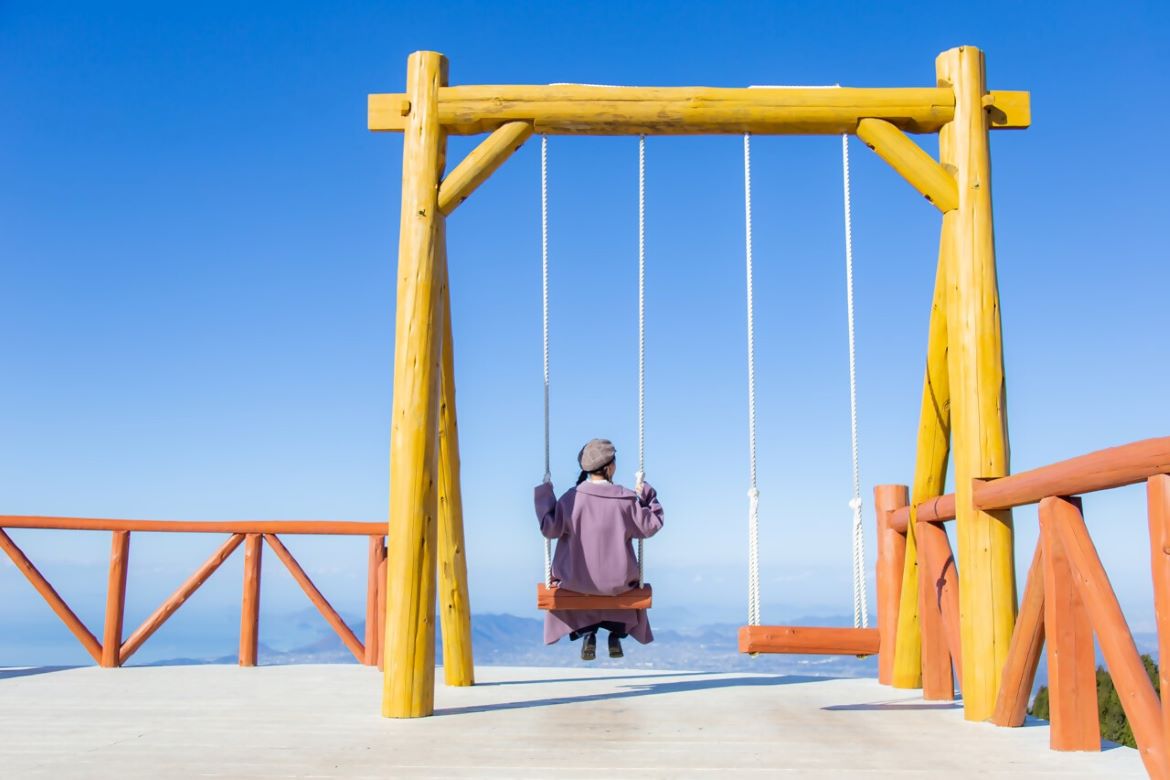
[744,133,761,628]
[635,135,646,587]
[541,135,552,588]
[840,132,868,629]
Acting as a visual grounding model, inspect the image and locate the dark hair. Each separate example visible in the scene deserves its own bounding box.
[576,462,614,485]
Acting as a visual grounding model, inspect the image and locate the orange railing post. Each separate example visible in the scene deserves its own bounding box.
[917,517,962,696]
[101,530,131,668]
[365,535,385,666]
[1050,495,1167,776]
[1147,474,1170,761]
[239,533,263,666]
[376,544,387,671]
[874,485,909,686]
[1038,497,1099,751]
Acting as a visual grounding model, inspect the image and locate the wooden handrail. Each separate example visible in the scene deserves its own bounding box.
[888,436,1170,533]
[0,516,384,535]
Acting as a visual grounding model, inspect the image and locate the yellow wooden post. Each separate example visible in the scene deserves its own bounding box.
[892,230,953,689]
[436,220,475,686]
[936,45,1017,722]
[382,50,448,719]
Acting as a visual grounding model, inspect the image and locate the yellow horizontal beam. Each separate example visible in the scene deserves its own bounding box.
[856,118,959,212]
[438,121,533,216]
[369,85,1030,136]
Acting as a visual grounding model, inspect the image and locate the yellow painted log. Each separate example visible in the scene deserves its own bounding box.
[436,221,475,687]
[438,121,533,216]
[856,118,958,212]
[937,45,1017,723]
[369,86,1031,136]
[892,224,953,689]
[382,50,448,719]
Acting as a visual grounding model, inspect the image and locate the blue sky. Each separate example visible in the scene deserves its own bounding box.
[1,1,1167,664]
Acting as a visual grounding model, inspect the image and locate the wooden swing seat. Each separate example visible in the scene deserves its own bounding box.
[738,625,879,656]
[536,583,653,610]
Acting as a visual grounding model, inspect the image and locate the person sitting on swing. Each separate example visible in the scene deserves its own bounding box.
[534,438,664,660]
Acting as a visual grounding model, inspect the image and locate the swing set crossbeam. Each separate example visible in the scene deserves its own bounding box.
[369,85,1030,136]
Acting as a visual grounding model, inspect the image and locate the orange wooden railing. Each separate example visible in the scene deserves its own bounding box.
[0,516,387,669]
[878,436,1170,778]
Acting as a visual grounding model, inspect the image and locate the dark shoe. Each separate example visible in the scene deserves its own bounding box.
[608,634,623,658]
[581,632,597,661]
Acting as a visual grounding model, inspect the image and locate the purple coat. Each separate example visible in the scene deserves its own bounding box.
[534,480,664,645]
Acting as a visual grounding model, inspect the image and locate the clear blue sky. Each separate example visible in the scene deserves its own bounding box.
[1,1,1167,663]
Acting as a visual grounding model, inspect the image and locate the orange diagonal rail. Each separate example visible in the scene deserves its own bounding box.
[263,533,365,663]
[119,533,246,664]
[0,529,103,663]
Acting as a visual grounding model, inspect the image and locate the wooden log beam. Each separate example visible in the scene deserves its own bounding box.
[890,494,955,533]
[938,45,1017,722]
[738,626,880,656]
[121,534,245,664]
[383,49,448,719]
[0,529,102,663]
[376,549,387,671]
[536,584,652,610]
[0,516,384,535]
[1051,496,1167,776]
[264,533,365,663]
[975,437,1170,512]
[856,118,959,212]
[436,233,475,687]
[438,121,532,216]
[369,86,1031,136]
[1146,475,1170,757]
[874,484,909,686]
[239,533,262,666]
[893,230,953,690]
[101,530,131,668]
[918,518,963,694]
[1038,498,1099,751]
[992,542,1046,727]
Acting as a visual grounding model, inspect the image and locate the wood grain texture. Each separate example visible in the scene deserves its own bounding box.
[264,533,365,663]
[436,225,474,687]
[874,484,909,686]
[239,533,263,666]
[1148,475,1170,762]
[369,86,1031,135]
[992,542,1046,727]
[1052,496,1167,776]
[857,118,958,211]
[0,516,383,535]
[937,45,1017,722]
[102,530,131,668]
[739,626,880,656]
[383,50,449,719]
[364,535,384,666]
[121,534,245,664]
[1038,499,1099,751]
[438,121,532,215]
[0,529,102,662]
[536,584,653,610]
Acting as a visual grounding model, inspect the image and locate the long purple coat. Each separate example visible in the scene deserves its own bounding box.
[534,479,664,645]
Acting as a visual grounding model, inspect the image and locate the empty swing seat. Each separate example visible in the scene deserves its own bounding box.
[738,625,879,656]
[537,583,653,610]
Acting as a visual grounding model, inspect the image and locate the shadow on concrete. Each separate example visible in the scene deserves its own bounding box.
[0,666,81,680]
[823,701,962,712]
[437,674,828,716]
[473,670,713,687]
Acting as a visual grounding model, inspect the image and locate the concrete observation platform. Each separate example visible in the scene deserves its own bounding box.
[0,665,1145,778]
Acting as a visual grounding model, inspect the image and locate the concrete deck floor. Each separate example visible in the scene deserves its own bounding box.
[0,664,1146,778]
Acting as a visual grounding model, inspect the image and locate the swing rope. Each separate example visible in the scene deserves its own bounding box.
[840,133,868,629]
[541,134,553,588]
[635,135,646,587]
[743,133,761,629]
